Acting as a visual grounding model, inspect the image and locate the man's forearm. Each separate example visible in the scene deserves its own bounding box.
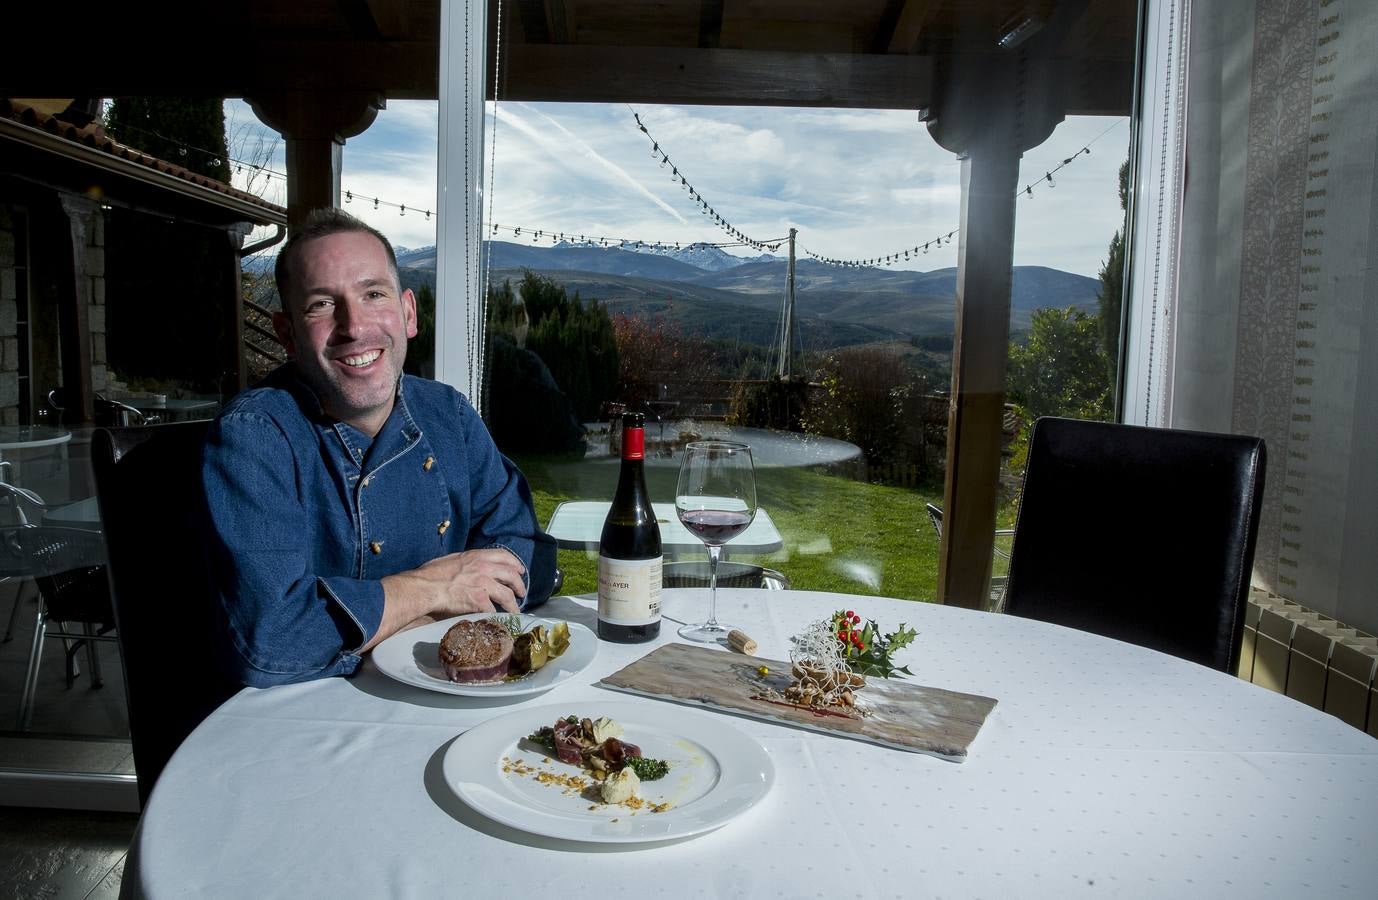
[363,571,436,653]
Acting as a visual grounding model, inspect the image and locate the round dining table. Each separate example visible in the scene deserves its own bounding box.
[126,589,1378,899]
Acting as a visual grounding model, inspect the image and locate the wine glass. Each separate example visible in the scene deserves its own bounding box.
[675,441,757,643]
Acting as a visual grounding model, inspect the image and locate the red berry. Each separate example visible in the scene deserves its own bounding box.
[845,610,855,619]
[851,614,861,624]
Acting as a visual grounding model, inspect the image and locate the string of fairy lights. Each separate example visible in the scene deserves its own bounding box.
[629,109,784,252]
[105,107,1122,270]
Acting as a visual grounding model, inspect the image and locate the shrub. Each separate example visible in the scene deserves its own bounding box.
[729,376,809,431]
[799,347,939,479]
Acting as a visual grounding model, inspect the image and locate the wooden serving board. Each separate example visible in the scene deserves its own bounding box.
[598,643,997,761]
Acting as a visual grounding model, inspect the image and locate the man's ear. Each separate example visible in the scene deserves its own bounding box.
[402,288,419,339]
[272,311,297,358]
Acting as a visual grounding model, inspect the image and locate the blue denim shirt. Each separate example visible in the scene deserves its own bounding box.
[201,365,557,687]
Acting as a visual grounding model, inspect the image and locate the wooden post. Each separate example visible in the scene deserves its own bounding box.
[55,194,95,424]
[926,47,1065,609]
[246,92,383,234]
[937,147,1020,608]
[224,223,252,397]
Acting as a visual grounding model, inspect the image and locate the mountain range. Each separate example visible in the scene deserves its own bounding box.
[391,241,1101,350]
[249,241,1099,351]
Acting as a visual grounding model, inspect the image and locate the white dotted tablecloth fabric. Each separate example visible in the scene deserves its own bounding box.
[129,590,1378,899]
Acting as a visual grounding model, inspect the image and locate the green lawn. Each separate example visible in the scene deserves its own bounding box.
[516,454,1015,602]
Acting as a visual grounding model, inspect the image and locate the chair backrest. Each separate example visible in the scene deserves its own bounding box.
[1004,417,1266,673]
[0,525,111,623]
[93,421,238,807]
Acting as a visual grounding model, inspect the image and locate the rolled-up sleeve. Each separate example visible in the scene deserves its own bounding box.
[458,403,559,611]
[202,413,384,687]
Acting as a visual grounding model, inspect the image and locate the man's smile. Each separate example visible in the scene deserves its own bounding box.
[338,349,383,368]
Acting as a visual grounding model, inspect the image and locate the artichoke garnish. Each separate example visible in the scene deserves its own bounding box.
[545,621,571,657]
[507,622,572,678]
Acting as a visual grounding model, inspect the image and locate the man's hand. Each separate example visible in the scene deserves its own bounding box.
[406,549,528,616]
[363,549,527,652]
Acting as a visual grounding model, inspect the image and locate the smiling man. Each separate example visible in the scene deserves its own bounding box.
[201,208,557,686]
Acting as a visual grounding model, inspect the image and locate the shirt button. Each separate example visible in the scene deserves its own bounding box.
[423,456,435,471]
[369,541,383,555]
[438,519,450,535]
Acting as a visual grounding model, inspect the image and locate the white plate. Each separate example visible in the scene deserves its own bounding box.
[372,613,597,697]
[443,701,775,844]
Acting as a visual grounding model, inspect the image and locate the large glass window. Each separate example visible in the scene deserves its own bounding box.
[312,100,1130,603]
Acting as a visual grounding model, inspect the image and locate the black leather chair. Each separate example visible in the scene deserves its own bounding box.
[1004,417,1266,673]
[93,422,238,807]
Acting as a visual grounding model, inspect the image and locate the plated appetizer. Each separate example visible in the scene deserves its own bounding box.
[526,714,671,807]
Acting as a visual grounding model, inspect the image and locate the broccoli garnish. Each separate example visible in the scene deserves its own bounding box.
[622,756,670,781]
[528,726,555,752]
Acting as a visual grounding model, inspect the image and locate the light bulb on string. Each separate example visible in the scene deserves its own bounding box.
[373,198,379,210]
[399,205,406,217]
[345,191,353,203]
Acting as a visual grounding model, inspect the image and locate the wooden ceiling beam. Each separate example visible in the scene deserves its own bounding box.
[0,47,1129,115]
[501,44,935,108]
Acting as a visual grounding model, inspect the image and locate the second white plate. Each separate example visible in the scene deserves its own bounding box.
[371,613,596,697]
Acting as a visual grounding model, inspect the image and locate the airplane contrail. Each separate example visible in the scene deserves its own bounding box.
[497,104,686,223]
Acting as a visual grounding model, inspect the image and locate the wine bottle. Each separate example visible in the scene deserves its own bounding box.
[598,412,663,642]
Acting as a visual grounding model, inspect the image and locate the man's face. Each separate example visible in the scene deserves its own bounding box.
[273,230,418,435]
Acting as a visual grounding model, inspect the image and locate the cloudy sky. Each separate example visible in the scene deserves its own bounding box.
[227,99,1128,278]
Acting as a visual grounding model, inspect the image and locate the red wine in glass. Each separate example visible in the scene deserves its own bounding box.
[679,509,752,545]
[675,440,757,643]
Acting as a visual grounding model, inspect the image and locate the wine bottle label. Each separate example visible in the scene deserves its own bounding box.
[597,555,662,625]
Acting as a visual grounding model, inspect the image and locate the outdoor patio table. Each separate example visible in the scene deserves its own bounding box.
[0,425,71,467]
[125,589,1378,899]
[545,500,784,558]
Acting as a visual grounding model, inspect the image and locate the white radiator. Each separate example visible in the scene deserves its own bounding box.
[1242,589,1378,736]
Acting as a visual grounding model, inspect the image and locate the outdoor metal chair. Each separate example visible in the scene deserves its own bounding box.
[0,481,96,643]
[47,388,160,427]
[1004,417,1266,673]
[663,560,791,590]
[0,524,114,730]
[925,502,1014,604]
[94,421,235,807]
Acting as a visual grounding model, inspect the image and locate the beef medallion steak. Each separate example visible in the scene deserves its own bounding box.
[439,619,515,683]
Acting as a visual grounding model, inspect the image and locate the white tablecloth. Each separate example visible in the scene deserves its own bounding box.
[129,590,1378,899]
